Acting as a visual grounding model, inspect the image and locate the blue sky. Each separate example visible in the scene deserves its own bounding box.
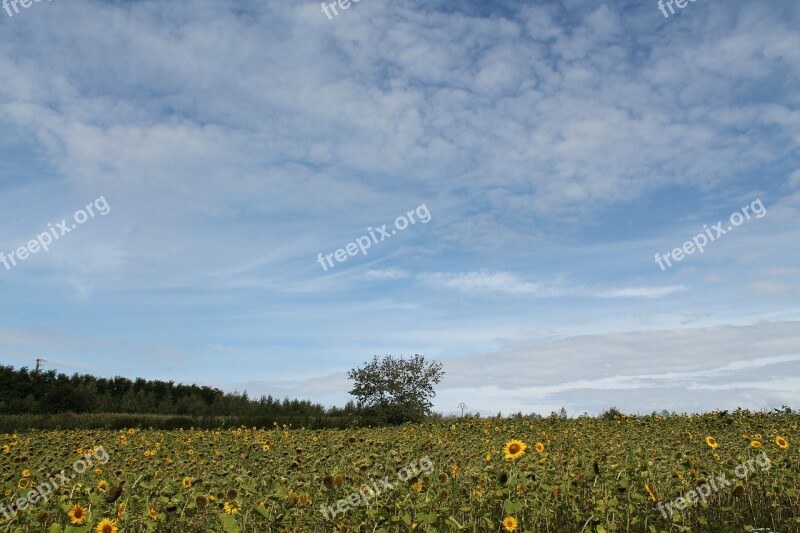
[0,0,798,416]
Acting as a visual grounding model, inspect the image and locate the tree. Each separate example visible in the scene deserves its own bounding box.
[347,354,444,424]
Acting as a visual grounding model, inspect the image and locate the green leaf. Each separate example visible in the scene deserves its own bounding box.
[219,513,241,533]
[446,516,464,530]
[422,512,438,524]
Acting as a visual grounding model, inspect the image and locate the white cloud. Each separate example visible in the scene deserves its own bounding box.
[595,286,687,298]
[420,271,542,296]
[421,271,687,300]
[365,269,410,280]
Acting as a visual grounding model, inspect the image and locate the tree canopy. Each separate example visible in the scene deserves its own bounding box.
[347,354,444,423]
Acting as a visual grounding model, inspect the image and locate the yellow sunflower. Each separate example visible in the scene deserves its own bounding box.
[504,440,527,461]
[97,480,108,492]
[223,501,241,515]
[67,504,88,525]
[21,469,30,478]
[705,436,719,449]
[147,506,158,521]
[534,442,545,453]
[182,477,192,488]
[502,516,519,532]
[775,436,789,449]
[95,518,118,533]
[751,441,762,448]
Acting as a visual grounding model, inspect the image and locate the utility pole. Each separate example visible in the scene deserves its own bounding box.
[35,358,46,375]
[458,402,467,418]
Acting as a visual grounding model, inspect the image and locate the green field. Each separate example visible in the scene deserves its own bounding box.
[1,411,797,532]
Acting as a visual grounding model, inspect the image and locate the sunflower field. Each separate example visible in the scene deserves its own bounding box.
[0,410,797,532]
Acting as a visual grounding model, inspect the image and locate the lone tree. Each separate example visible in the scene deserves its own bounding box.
[347,354,444,424]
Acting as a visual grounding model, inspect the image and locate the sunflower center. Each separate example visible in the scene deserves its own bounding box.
[509,444,521,454]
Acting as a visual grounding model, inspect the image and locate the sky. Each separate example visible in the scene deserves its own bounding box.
[0,0,798,417]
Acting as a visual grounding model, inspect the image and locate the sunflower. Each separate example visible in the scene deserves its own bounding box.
[776,436,789,449]
[68,504,88,525]
[95,518,118,533]
[504,440,527,461]
[147,506,158,521]
[21,469,30,478]
[97,480,108,492]
[534,442,545,453]
[262,445,270,452]
[644,483,657,502]
[223,501,241,515]
[412,482,423,492]
[705,436,719,449]
[116,502,125,520]
[751,441,762,448]
[502,516,519,532]
[182,477,192,488]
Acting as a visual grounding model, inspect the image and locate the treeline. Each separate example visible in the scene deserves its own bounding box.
[0,365,371,430]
